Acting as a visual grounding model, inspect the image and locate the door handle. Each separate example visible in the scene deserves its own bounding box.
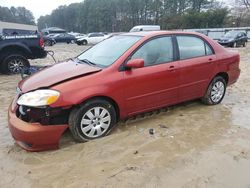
[169,65,176,72]
[208,58,213,63]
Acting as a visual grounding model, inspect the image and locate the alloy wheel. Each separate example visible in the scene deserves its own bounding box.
[8,58,25,74]
[210,81,225,103]
[80,107,111,138]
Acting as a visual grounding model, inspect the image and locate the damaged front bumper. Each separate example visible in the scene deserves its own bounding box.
[8,101,68,152]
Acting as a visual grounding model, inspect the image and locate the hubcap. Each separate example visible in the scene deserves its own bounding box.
[211,81,225,103]
[8,59,25,73]
[80,107,111,138]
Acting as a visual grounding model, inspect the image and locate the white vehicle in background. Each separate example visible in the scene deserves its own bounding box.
[76,33,109,45]
[130,25,161,32]
[68,32,86,39]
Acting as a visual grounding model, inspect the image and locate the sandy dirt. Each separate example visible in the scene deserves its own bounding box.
[0,43,250,188]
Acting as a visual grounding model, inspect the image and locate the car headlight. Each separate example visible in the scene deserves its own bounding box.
[17,89,60,107]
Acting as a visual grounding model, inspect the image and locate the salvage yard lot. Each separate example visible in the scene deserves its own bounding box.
[0,43,250,188]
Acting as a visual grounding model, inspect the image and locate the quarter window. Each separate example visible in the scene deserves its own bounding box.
[177,36,213,60]
[131,37,173,66]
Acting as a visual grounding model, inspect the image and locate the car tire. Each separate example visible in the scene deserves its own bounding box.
[82,40,88,45]
[243,42,246,47]
[201,76,226,105]
[69,99,117,142]
[45,40,52,46]
[76,41,82,45]
[1,54,30,74]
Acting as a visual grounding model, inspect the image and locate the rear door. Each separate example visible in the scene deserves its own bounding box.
[123,36,180,115]
[176,35,216,102]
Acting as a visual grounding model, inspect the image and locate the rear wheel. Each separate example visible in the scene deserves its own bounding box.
[1,54,30,74]
[243,42,246,47]
[69,99,117,142]
[201,76,226,105]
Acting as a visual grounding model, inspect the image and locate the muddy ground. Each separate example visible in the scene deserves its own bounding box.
[0,43,250,188]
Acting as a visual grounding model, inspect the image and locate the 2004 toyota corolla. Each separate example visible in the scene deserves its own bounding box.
[8,31,240,151]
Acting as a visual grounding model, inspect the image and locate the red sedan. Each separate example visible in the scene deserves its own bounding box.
[8,31,240,151]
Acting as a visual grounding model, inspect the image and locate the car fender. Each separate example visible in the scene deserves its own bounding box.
[0,42,32,57]
[51,84,126,118]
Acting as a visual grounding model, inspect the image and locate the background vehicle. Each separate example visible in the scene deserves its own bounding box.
[43,35,56,46]
[41,27,66,35]
[0,33,47,74]
[8,31,240,151]
[76,33,108,45]
[130,25,161,32]
[50,33,76,44]
[218,31,248,47]
[68,32,86,39]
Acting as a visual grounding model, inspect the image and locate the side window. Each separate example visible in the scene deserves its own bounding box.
[131,37,173,66]
[237,33,242,38]
[177,36,212,60]
[205,43,213,55]
[96,34,104,37]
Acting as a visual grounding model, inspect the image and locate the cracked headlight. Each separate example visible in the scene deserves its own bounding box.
[17,89,60,107]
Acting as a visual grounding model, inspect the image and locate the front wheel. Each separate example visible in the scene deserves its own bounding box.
[69,99,117,142]
[82,40,88,45]
[201,76,226,105]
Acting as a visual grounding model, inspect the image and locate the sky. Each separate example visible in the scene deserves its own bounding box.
[0,0,83,21]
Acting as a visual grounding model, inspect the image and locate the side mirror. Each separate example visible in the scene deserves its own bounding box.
[125,58,144,69]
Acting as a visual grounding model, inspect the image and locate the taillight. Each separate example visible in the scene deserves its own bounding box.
[40,38,45,48]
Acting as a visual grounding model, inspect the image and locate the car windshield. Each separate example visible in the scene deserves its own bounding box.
[224,31,238,38]
[77,35,142,67]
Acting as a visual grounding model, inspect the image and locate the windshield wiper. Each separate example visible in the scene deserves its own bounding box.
[78,58,97,66]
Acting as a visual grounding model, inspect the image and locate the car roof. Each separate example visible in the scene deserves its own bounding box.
[120,30,205,37]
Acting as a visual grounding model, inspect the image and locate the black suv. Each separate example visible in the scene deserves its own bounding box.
[218,31,248,47]
[0,29,47,74]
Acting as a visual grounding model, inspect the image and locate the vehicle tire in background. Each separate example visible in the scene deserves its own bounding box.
[44,40,52,46]
[76,41,82,45]
[1,54,30,74]
[82,40,88,45]
[201,76,226,105]
[243,42,246,47]
[69,99,117,142]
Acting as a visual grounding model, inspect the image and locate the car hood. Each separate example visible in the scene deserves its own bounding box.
[19,59,102,93]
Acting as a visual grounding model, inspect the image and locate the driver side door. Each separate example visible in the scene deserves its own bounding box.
[123,36,180,115]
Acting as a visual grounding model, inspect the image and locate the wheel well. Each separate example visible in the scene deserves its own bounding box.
[0,46,29,59]
[215,72,229,85]
[78,96,120,120]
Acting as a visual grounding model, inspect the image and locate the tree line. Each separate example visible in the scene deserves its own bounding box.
[37,0,230,32]
[0,0,249,33]
[0,6,35,25]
